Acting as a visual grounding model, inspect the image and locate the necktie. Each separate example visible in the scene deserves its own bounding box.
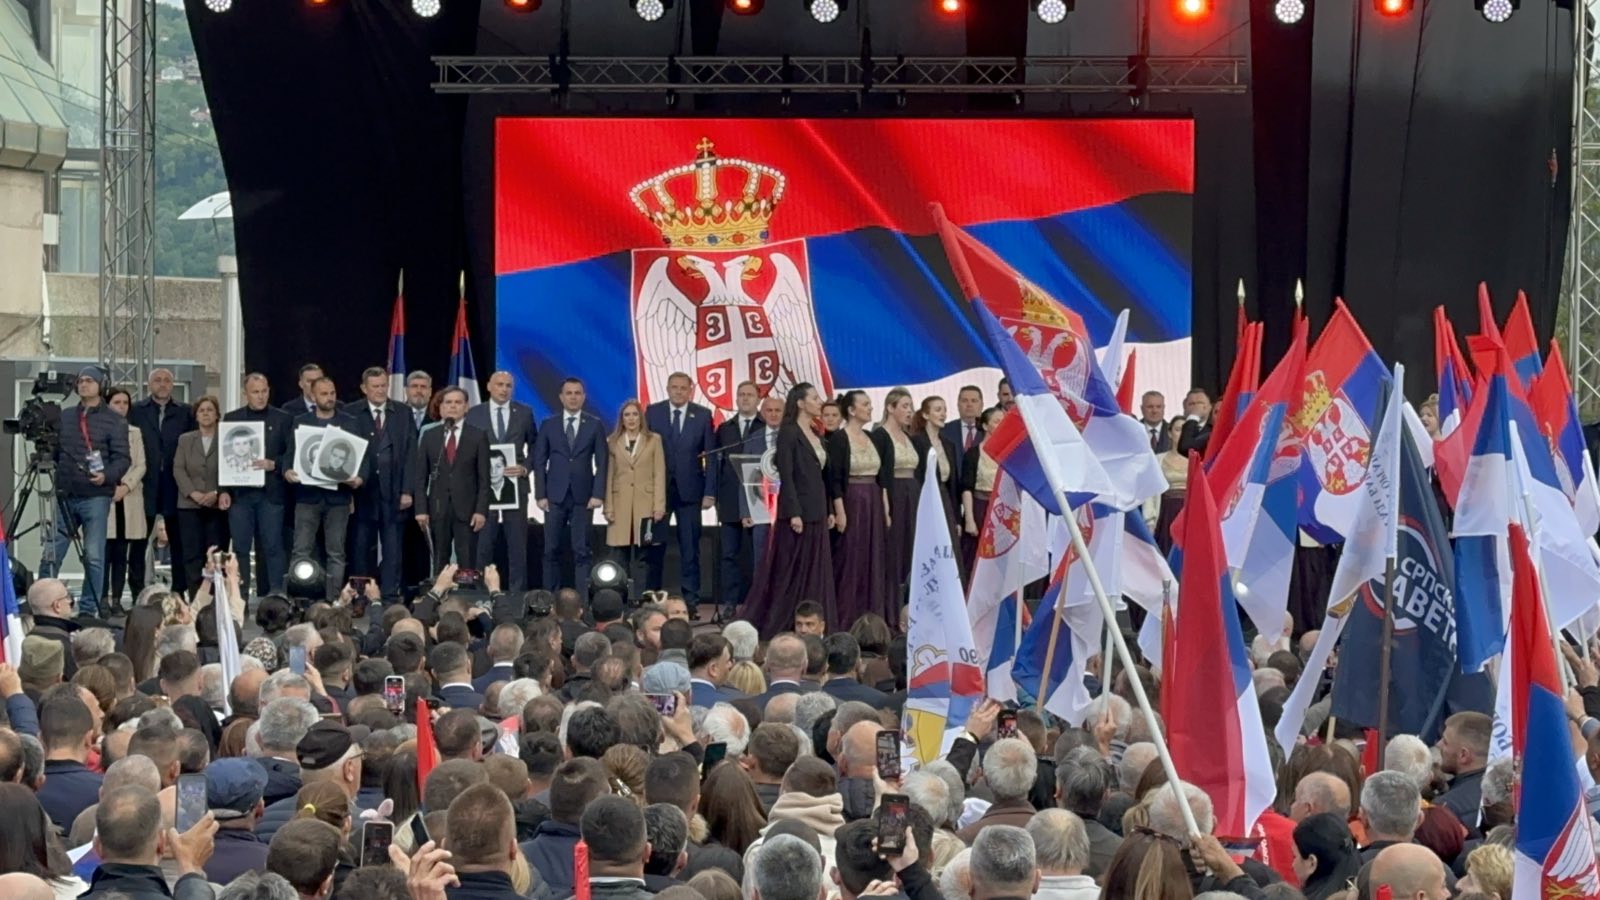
[373,407,384,432]
[445,427,457,463]
[767,429,775,451]
[964,424,975,450]
[672,408,682,434]
[1149,424,1159,450]
[497,406,507,441]
[413,408,423,430]
[742,417,752,439]
[566,415,577,447]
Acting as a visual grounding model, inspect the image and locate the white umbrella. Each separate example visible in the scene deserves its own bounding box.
[179,191,233,221]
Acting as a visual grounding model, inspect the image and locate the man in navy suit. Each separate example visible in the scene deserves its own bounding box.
[281,363,323,417]
[688,633,746,708]
[429,642,484,712]
[819,634,891,706]
[751,634,815,709]
[466,371,536,591]
[941,384,986,486]
[645,372,718,606]
[345,367,417,604]
[712,382,764,621]
[473,623,523,693]
[129,367,196,592]
[533,377,609,594]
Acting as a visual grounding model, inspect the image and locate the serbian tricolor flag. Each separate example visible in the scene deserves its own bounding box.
[386,283,407,404]
[1294,300,1390,544]
[1166,454,1274,836]
[1434,306,1474,438]
[0,513,23,666]
[494,119,1194,420]
[966,470,1049,702]
[1509,521,1600,900]
[447,295,481,408]
[1453,372,1517,672]
[1504,290,1544,389]
[1204,319,1262,466]
[1529,340,1600,536]
[932,204,1168,512]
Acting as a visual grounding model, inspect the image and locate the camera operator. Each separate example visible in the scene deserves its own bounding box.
[39,365,131,619]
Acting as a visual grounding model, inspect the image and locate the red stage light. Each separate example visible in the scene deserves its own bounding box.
[939,0,962,12]
[1174,0,1211,19]
[728,0,764,12]
[1376,0,1412,14]
[505,0,540,11]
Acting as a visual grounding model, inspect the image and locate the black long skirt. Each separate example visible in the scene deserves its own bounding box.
[885,477,919,599]
[834,482,892,631]
[747,519,837,638]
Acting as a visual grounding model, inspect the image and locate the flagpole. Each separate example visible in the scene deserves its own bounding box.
[1100,615,1116,699]
[1058,490,1200,839]
[1510,421,1576,687]
[1375,558,1396,750]
[1035,586,1068,716]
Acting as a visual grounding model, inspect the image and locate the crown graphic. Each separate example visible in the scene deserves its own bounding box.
[1291,370,1333,432]
[629,138,787,249]
[1018,280,1072,328]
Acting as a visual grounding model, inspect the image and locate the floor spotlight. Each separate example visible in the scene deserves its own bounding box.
[729,0,763,13]
[634,0,670,20]
[1477,0,1515,21]
[286,559,326,602]
[807,0,844,22]
[413,0,441,17]
[204,0,231,12]
[1033,0,1069,23]
[1272,0,1304,22]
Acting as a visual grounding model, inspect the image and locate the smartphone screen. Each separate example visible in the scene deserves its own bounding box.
[176,773,208,833]
[289,646,306,675]
[875,730,902,780]
[877,793,911,854]
[997,711,1018,740]
[384,676,406,713]
[647,693,677,717]
[349,576,370,593]
[702,741,728,778]
[360,821,395,867]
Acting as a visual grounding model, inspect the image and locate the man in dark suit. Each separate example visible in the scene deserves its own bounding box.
[819,634,891,706]
[222,373,292,595]
[128,366,196,590]
[465,371,535,591]
[532,377,608,593]
[644,372,718,606]
[401,370,436,591]
[941,384,987,485]
[409,387,491,572]
[687,633,746,709]
[430,642,484,712]
[283,377,370,599]
[345,367,418,604]
[281,363,323,417]
[751,634,815,709]
[1139,391,1171,453]
[1176,388,1214,456]
[713,382,764,621]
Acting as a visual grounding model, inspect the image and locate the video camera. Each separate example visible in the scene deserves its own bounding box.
[2,370,76,454]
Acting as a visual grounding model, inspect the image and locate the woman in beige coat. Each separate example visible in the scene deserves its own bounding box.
[604,399,666,550]
[104,387,148,614]
[174,395,230,594]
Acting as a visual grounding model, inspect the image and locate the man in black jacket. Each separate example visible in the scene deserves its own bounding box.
[283,377,368,600]
[573,796,655,900]
[1176,388,1214,456]
[346,367,418,604]
[222,373,292,596]
[81,784,216,900]
[128,367,195,593]
[410,387,490,572]
[444,782,525,900]
[45,366,130,619]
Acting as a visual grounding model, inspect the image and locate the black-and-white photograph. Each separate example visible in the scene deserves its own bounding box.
[294,425,334,489]
[312,427,368,485]
[218,422,266,488]
[489,442,520,511]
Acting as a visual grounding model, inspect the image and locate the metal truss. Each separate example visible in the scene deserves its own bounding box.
[99,0,158,388]
[432,55,1248,95]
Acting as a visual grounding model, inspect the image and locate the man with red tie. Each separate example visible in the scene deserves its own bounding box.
[409,387,490,572]
[940,384,986,487]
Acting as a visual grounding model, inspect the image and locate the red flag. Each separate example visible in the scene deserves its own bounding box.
[415,698,438,795]
[574,839,591,900]
[1469,282,1504,378]
[1203,321,1262,466]
[1116,348,1138,415]
[1361,728,1381,776]
[1235,285,1248,350]
[1159,596,1176,725]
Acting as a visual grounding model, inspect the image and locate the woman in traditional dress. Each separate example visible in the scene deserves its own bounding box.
[870,387,918,600]
[910,395,962,555]
[747,383,836,636]
[831,391,892,630]
[961,405,1008,561]
[1152,415,1188,553]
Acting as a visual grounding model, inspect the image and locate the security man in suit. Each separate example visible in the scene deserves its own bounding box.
[346,367,418,603]
[644,372,717,606]
[281,363,323,417]
[940,384,986,487]
[409,387,490,572]
[713,381,765,622]
[129,366,196,590]
[465,371,535,591]
[533,377,609,594]
[1177,388,1214,456]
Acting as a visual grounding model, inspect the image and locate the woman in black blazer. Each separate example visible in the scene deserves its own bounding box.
[910,395,963,571]
[746,383,837,637]
[869,387,919,600]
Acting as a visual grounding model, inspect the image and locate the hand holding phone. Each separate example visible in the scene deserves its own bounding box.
[384,675,406,713]
[360,820,396,867]
[647,693,678,717]
[176,773,208,833]
[702,741,728,779]
[997,710,1018,740]
[289,645,307,676]
[875,730,902,781]
[876,793,911,855]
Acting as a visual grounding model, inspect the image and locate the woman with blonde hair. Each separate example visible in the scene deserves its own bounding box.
[602,743,650,804]
[832,390,893,630]
[1459,843,1512,900]
[603,399,666,578]
[869,387,919,598]
[724,660,766,696]
[103,386,148,616]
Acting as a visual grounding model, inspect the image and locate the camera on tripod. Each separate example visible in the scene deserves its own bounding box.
[2,370,76,453]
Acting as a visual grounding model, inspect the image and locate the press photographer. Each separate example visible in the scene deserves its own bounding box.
[37,365,132,619]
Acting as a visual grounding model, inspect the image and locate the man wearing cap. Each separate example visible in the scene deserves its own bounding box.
[20,634,65,702]
[205,758,270,883]
[41,365,130,619]
[255,719,367,843]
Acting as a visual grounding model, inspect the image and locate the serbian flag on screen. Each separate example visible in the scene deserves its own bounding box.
[0,514,23,666]
[1294,301,1391,544]
[447,297,481,408]
[494,119,1193,420]
[966,469,1049,702]
[932,204,1168,512]
[1166,454,1274,836]
[1434,306,1473,438]
[1529,340,1600,536]
[387,289,407,404]
[1508,522,1600,900]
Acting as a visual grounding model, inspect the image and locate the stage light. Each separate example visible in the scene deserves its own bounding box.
[1477,0,1515,21]
[413,0,440,17]
[1033,0,1069,23]
[728,0,763,13]
[939,0,962,13]
[634,0,670,20]
[1174,0,1211,19]
[203,0,231,12]
[807,0,844,22]
[1272,0,1303,22]
[1375,0,1411,15]
[505,0,540,12]
[286,559,325,601]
